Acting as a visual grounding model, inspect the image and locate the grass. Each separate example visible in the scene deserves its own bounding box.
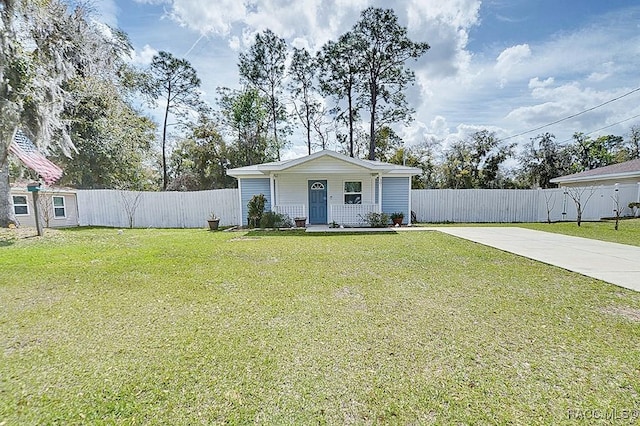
[1,228,639,424]
[518,218,640,247]
[419,218,640,247]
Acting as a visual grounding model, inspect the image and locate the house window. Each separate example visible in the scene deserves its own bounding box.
[344,181,362,204]
[53,196,66,218]
[12,195,29,215]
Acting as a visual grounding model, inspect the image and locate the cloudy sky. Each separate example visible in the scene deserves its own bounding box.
[96,0,640,158]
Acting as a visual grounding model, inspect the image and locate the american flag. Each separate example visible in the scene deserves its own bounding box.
[9,130,63,184]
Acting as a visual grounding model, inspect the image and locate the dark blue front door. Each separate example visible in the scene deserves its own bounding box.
[308,180,327,224]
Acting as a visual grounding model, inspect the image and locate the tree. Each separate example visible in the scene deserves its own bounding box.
[239,29,289,160]
[288,47,323,155]
[317,33,363,157]
[1,0,124,227]
[566,186,596,227]
[518,133,573,188]
[168,112,234,190]
[351,7,430,160]
[217,86,275,166]
[148,51,201,190]
[387,142,439,189]
[621,124,640,161]
[569,132,619,172]
[373,126,403,162]
[52,77,157,190]
[440,130,514,189]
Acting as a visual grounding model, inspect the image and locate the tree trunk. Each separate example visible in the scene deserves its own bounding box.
[368,89,377,160]
[161,85,171,191]
[271,90,280,161]
[0,141,17,228]
[347,89,354,158]
[305,93,311,155]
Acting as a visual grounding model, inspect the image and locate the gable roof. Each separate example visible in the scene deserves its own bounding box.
[550,158,640,184]
[226,150,421,177]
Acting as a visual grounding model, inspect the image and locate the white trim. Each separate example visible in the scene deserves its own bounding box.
[343,180,362,204]
[407,176,412,224]
[377,173,383,213]
[237,179,243,225]
[550,171,640,184]
[269,173,276,208]
[52,195,66,219]
[12,195,29,216]
[227,150,422,177]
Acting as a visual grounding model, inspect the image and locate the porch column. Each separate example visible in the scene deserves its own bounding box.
[407,176,412,225]
[270,173,276,210]
[377,173,383,213]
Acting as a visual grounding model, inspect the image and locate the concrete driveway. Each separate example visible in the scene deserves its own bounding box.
[423,227,640,292]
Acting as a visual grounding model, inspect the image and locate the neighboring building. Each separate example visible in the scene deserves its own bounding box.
[226,150,421,226]
[10,185,79,228]
[550,158,640,187]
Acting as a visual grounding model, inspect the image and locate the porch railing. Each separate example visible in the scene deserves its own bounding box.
[273,204,306,220]
[331,204,378,226]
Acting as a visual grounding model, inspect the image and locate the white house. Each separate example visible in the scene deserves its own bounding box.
[10,185,79,228]
[226,150,421,226]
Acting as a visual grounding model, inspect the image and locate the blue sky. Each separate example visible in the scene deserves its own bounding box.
[96,0,640,158]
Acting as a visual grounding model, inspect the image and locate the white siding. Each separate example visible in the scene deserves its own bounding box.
[284,156,371,174]
[275,173,377,223]
[10,189,79,228]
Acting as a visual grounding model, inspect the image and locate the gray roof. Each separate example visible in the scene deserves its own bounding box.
[226,150,421,177]
[550,158,640,184]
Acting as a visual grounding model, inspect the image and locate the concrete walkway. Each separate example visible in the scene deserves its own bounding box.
[425,227,640,292]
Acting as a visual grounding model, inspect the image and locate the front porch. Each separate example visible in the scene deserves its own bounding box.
[274,203,379,226]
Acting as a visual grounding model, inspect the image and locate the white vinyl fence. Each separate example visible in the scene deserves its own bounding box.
[74,183,640,228]
[412,183,640,223]
[77,189,241,228]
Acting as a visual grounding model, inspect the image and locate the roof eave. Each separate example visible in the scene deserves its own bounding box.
[550,171,640,184]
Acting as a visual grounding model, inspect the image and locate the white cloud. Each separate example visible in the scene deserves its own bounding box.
[169,0,247,35]
[228,36,240,51]
[495,44,531,76]
[93,0,119,27]
[129,44,158,65]
[528,77,554,89]
[118,1,640,154]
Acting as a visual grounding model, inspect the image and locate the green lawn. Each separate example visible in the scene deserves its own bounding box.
[1,228,639,424]
[518,218,640,247]
[421,218,640,247]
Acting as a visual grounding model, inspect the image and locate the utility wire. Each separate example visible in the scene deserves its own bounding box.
[557,112,640,145]
[501,86,640,142]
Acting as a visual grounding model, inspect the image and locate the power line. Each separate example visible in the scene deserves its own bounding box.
[501,86,640,142]
[557,112,640,145]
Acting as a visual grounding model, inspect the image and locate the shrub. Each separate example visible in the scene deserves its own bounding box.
[247,194,266,228]
[259,212,293,228]
[360,212,390,228]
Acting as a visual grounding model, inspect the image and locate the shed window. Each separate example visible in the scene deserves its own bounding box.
[12,195,29,215]
[344,181,362,204]
[53,196,66,218]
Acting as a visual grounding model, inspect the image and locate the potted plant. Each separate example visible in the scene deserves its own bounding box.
[390,212,404,226]
[629,202,640,217]
[294,217,307,228]
[207,212,220,231]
